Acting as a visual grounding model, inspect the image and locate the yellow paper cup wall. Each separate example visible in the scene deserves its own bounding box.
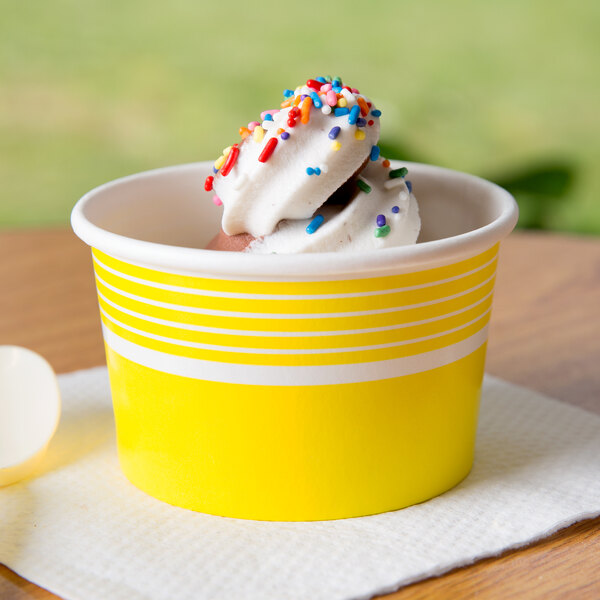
[72,161,518,521]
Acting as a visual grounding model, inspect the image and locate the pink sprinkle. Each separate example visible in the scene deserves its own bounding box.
[351,88,360,94]
[326,90,337,106]
[320,83,332,92]
[212,195,222,206]
[247,121,260,131]
[260,109,280,120]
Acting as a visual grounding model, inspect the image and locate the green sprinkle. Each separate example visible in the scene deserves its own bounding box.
[389,167,408,179]
[356,179,371,193]
[375,225,391,238]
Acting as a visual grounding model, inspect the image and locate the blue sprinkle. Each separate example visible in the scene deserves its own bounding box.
[281,131,290,140]
[370,145,380,161]
[406,180,413,193]
[332,86,342,93]
[212,166,218,173]
[306,167,315,175]
[314,167,321,175]
[309,91,322,108]
[377,214,386,227]
[334,107,350,117]
[283,89,294,98]
[328,126,341,139]
[371,109,382,117]
[306,214,324,234]
[356,117,367,127]
[264,114,273,121]
[348,105,361,125]
[332,78,342,87]
[392,206,400,214]
[316,76,326,83]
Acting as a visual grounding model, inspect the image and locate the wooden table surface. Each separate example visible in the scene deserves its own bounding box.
[1,229,599,599]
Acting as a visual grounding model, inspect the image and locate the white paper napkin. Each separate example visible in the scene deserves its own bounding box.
[1,367,599,600]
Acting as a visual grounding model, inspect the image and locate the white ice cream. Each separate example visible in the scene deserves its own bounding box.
[248,159,420,253]
[209,78,420,253]
[212,84,379,237]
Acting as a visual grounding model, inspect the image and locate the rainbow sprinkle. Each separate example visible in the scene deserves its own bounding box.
[328,126,341,139]
[309,91,322,108]
[300,97,312,124]
[406,180,413,193]
[348,105,360,125]
[306,214,324,234]
[357,97,369,116]
[391,206,400,213]
[334,107,350,117]
[389,167,408,179]
[220,144,239,176]
[258,137,278,163]
[357,179,371,193]
[375,225,391,238]
[253,125,265,142]
[370,145,380,161]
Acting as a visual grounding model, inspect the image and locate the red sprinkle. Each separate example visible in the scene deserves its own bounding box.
[258,137,278,163]
[306,79,321,90]
[287,118,297,128]
[368,119,374,126]
[342,85,352,91]
[220,144,239,176]
[367,102,372,107]
[204,175,214,191]
[289,107,300,118]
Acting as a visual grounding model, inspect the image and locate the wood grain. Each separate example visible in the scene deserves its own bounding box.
[1,229,599,600]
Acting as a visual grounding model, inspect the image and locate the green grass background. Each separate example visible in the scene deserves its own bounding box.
[1,0,598,232]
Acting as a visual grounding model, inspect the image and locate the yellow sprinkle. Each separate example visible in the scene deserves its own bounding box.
[253,125,265,143]
[331,141,341,151]
[354,130,366,140]
[222,146,232,157]
[214,155,226,169]
[337,97,347,108]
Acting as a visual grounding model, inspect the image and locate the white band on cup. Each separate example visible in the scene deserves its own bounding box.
[102,323,488,386]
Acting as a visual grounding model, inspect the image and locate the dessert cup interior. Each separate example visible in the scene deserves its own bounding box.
[72,161,518,276]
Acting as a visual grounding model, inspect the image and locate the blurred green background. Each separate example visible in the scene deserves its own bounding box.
[1,0,598,232]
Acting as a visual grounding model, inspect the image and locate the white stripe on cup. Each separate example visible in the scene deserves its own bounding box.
[92,252,498,300]
[101,324,489,386]
[97,288,494,337]
[99,305,492,355]
[95,271,496,319]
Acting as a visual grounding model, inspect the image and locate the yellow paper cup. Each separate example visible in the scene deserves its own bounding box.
[72,161,517,521]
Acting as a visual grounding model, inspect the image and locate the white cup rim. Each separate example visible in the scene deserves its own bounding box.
[72,161,518,277]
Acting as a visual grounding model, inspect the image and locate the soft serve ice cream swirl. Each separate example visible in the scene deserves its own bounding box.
[206,77,420,252]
